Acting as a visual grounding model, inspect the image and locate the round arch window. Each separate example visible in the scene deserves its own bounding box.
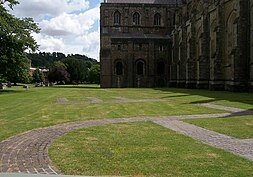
[115,61,123,75]
[136,60,145,76]
[157,61,165,75]
[114,11,121,25]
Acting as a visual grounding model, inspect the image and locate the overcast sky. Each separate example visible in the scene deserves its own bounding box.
[10,0,102,60]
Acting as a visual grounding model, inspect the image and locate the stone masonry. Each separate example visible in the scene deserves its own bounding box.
[251,0,253,91]
[100,0,253,91]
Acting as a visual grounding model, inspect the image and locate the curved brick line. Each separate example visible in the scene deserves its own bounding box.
[0,118,151,175]
[0,104,251,175]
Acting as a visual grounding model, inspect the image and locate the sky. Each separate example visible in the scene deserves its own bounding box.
[9,0,103,60]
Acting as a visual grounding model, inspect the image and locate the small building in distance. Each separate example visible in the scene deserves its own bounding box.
[29,67,49,77]
[100,0,253,91]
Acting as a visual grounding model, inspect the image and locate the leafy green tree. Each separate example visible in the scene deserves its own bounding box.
[62,58,88,84]
[89,64,100,84]
[32,68,44,83]
[47,61,70,84]
[0,0,39,83]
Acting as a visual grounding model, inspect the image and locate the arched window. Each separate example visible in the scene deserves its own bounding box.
[136,60,145,76]
[210,19,217,57]
[133,12,140,25]
[196,27,202,60]
[225,11,237,66]
[115,61,123,75]
[154,13,161,26]
[114,11,121,25]
[157,61,165,75]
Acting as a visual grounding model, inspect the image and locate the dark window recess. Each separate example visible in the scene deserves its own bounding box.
[136,61,145,75]
[133,12,140,25]
[117,44,121,50]
[115,62,123,75]
[157,62,165,75]
[114,11,121,25]
[159,45,163,51]
[154,13,161,26]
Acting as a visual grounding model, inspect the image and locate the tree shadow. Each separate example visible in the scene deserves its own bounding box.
[224,110,253,118]
[0,90,24,95]
[51,85,101,89]
[153,87,253,112]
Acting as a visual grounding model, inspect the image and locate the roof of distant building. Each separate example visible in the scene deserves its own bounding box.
[104,0,182,5]
[30,68,49,72]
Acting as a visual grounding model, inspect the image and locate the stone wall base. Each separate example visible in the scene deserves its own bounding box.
[169,80,177,87]
[196,81,209,89]
[248,81,253,92]
[177,80,186,88]
[225,81,249,92]
[209,81,225,91]
[185,81,196,89]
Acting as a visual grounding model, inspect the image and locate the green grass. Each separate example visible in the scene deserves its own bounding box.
[0,85,253,142]
[184,116,253,139]
[49,122,253,177]
[0,85,224,142]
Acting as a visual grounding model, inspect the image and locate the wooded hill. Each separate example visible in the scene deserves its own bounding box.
[27,52,98,68]
[27,52,100,84]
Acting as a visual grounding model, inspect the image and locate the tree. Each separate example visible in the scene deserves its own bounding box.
[89,64,100,84]
[62,58,88,84]
[0,0,39,83]
[47,61,70,84]
[32,68,44,83]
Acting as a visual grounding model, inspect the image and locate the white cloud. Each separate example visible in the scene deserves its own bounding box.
[33,33,65,52]
[67,0,90,13]
[12,0,90,19]
[40,6,100,36]
[10,0,100,60]
[81,31,100,60]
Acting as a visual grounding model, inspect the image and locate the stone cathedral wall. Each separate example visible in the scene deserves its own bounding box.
[100,0,252,91]
[250,0,253,90]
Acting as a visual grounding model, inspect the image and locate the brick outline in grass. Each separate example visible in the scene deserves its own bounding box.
[0,104,252,175]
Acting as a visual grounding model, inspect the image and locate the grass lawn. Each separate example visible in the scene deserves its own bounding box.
[0,85,253,142]
[184,115,253,139]
[49,122,253,177]
[0,85,228,142]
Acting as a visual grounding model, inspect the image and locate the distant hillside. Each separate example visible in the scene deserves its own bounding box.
[27,52,98,68]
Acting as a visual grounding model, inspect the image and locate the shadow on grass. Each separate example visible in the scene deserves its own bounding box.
[0,89,25,95]
[225,110,253,118]
[153,87,253,115]
[155,87,253,104]
[52,84,101,89]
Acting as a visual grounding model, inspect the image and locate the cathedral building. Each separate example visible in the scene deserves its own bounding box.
[100,0,253,91]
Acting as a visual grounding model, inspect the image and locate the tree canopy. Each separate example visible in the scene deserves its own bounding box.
[47,61,70,84]
[0,0,39,83]
[62,58,88,84]
[27,52,97,68]
[89,64,100,84]
[32,68,44,83]
[27,52,100,84]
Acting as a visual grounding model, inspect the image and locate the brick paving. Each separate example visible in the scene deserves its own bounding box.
[57,97,169,105]
[199,103,247,113]
[154,119,253,161]
[0,118,152,175]
[0,103,252,175]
